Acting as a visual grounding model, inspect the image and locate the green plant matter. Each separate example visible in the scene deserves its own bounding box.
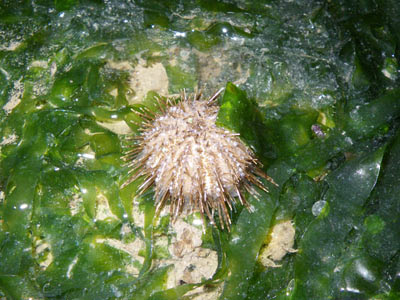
[0,1,399,299]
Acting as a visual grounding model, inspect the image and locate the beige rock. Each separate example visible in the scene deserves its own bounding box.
[106,60,169,104]
[128,61,169,103]
[259,220,297,268]
[153,219,221,299]
[96,120,132,135]
[3,78,23,114]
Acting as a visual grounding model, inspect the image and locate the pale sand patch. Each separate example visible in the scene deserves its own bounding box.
[107,60,134,71]
[33,239,54,270]
[69,193,83,216]
[0,133,18,146]
[132,198,145,228]
[96,120,132,135]
[259,220,297,268]
[0,40,23,51]
[106,60,169,104]
[96,192,119,221]
[154,219,221,300]
[3,78,23,114]
[128,61,169,103]
[30,60,48,69]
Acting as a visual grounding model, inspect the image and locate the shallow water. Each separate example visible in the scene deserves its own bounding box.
[0,1,399,299]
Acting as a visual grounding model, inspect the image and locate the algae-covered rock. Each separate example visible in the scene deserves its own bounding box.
[0,1,399,299]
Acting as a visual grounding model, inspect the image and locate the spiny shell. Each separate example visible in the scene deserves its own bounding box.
[122,89,276,229]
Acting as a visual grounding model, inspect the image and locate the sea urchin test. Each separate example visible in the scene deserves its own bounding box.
[122,89,276,229]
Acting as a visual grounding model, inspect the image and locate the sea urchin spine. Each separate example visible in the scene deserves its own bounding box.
[122,89,276,229]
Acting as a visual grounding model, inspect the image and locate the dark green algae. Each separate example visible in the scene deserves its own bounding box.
[1,0,400,299]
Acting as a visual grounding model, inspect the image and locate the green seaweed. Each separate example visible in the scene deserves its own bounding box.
[1,0,399,299]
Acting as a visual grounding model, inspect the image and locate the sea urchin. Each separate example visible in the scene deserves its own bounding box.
[122,89,276,229]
